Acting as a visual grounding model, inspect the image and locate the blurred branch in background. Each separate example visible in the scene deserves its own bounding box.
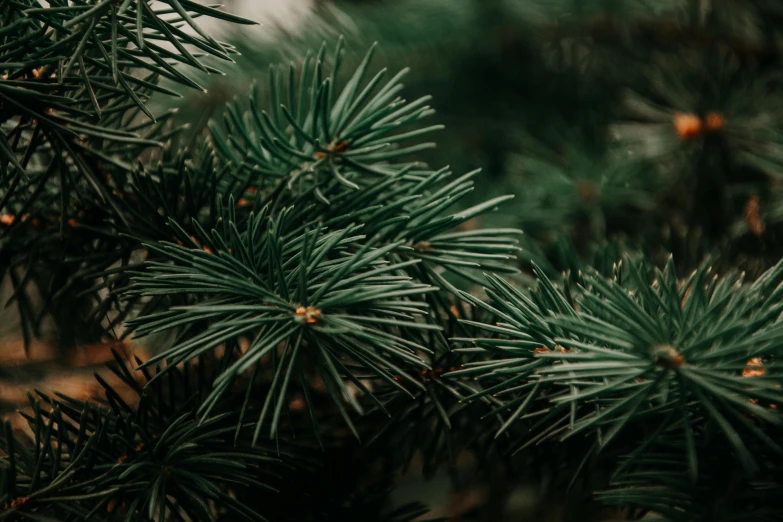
[169,0,783,279]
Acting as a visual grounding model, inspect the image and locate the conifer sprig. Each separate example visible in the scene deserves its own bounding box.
[0,352,284,522]
[0,1,256,349]
[116,43,520,444]
[208,42,521,294]
[127,205,442,440]
[208,40,440,198]
[455,256,783,479]
[0,0,255,198]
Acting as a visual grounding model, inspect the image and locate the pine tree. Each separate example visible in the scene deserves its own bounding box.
[2,1,783,521]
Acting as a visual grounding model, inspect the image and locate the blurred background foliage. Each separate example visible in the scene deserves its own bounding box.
[162,0,783,285]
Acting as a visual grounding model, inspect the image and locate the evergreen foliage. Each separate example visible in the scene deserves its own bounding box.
[2,1,783,521]
[457,257,783,519]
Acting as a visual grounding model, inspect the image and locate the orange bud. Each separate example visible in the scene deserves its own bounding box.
[332,139,349,152]
[745,194,765,237]
[673,112,702,140]
[743,357,765,378]
[10,496,29,509]
[704,111,725,132]
[656,345,684,367]
[295,305,321,324]
[290,395,306,411]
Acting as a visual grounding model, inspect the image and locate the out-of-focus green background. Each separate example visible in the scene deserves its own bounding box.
[166,0,783,282]
[163,0,629,242]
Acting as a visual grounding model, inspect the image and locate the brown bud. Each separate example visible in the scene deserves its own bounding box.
[704,112,725,132]
[743,357,765,378]
[745,194,765,237]
[295,305,321,324]
[673,112,702,140]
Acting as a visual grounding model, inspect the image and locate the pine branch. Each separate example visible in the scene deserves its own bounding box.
[453,254,783,513]
[0,1,256,351]
[0,351,285,522]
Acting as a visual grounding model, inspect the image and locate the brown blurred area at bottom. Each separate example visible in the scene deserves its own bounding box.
[0,337,147,435]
